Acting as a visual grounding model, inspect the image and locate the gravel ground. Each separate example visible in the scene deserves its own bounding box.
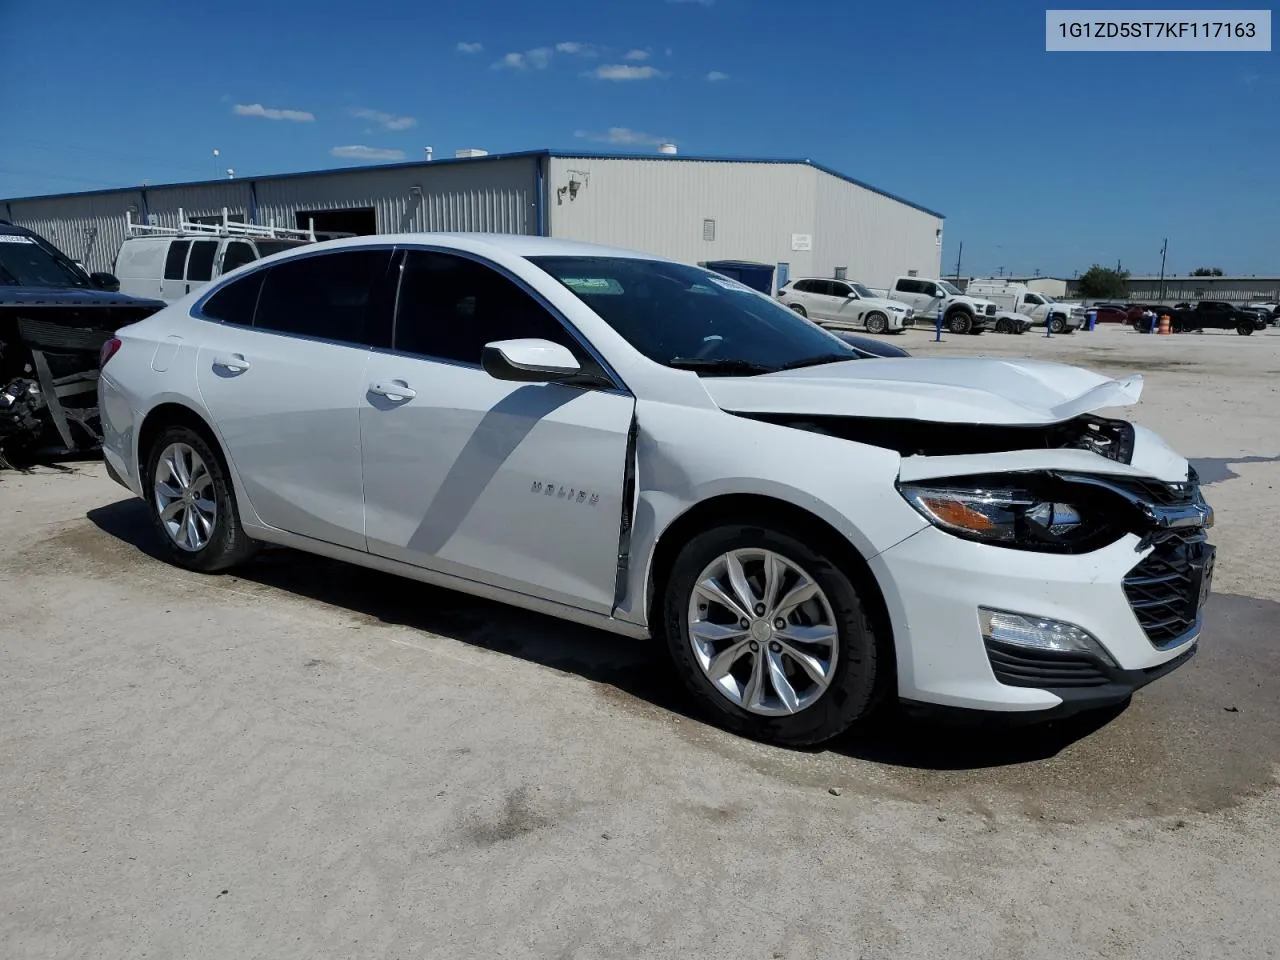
[2,322,1278,959]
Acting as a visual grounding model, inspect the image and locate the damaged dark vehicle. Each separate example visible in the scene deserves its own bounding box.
[0,220,164,465]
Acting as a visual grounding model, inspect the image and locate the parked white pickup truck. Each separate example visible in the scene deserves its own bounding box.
[966,279,1085,334]
[886,276,997,335]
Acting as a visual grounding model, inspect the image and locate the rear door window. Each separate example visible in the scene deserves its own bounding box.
[200,271,264,326]
[186,241,217,282]
[253,249,394,346]
[221,241,257,273]
[163,241,190,281]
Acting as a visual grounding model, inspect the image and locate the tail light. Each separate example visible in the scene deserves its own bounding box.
[100,337,122,368]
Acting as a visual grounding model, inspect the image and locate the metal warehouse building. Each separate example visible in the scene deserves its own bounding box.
[1,149,944,292]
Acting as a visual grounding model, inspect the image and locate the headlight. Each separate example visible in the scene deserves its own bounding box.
[897,477,1120,552]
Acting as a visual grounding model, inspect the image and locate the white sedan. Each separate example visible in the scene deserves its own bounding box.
[98,234,1216,745]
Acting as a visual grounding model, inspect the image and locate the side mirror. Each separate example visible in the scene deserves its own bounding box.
[845,290,858,299]
[90,271,120,292]
[481,338,582,383]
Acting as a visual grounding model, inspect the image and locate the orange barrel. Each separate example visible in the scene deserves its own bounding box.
[1158,314,1171,335]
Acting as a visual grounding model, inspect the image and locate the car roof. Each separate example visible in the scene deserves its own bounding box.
[266,232,677,263]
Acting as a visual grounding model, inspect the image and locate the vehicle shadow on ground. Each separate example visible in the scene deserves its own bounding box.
[87,498,1125,772]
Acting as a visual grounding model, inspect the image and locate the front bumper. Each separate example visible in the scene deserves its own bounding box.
[870,524,1208,713]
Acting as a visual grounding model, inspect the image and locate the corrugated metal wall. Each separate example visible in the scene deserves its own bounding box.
[813,171,943,289]
[546,156,943,291]
[546,157,821,279]
[4,157,539,273]
[253,158,538,235]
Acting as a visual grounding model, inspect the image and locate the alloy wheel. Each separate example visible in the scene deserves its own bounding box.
[153,442,217,552]
[687,548,839,716]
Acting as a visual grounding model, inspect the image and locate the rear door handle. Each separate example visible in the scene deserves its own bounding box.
[368,380,416,402]
[212,353,251,373]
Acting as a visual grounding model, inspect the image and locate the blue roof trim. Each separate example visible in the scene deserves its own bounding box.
[1,149,553,203]
[2,147,944,219]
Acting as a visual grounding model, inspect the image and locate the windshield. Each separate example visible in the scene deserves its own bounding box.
[0,234,89,288]
[849,282,878,298]
[1041,294,1058,303]
[529,256,862,375]
[936,280,962,296]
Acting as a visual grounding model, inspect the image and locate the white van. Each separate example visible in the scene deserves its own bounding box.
[113,209,316,302]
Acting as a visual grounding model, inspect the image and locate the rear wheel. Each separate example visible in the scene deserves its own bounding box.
[864,312,888,335]
[947,311,973,335]
[662,524,884,746]
[144,425,257,572]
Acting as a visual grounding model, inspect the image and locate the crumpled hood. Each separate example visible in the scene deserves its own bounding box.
[703,356,1144,425]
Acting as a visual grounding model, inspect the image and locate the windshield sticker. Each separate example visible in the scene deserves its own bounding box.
[561,277,624,295]
[0,235,37,244]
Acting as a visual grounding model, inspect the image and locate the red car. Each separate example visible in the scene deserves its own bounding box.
[1090,303,1129,323]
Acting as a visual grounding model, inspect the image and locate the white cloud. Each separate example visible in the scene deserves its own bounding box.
[234,103,314,122]
[623,49,650,60]
[705,70,729,82]
[592,64,664,81]
[330,145,407,161]
[555,41,598,56]
[494,46,553,69]
[456,41,483,53]
[574,127,671,146]
[350,107,417,131]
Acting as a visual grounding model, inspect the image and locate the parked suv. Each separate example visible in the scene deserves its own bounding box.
[777,278,915,333]
[99,234,1214,746]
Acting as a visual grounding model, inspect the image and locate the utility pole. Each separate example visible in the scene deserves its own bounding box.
[954,241,963,282]
[1158,237,1168,300]
[997,265,1004,278]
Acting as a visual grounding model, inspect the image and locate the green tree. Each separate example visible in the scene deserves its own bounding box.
[1077,264,1131,299]
[1191,267,1224,276]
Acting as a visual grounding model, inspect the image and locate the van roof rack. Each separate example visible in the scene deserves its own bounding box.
[126,207,319,242]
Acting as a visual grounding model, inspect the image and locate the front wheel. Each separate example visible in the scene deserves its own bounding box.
[863,312,888,335]
[1237,322,1254,336]
[789,303,808,318]
[145,425,258,572]
[947,311,973,335]
[662,524,884,746]
[1048,315,1067,334]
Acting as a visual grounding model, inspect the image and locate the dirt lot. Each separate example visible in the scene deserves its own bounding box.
[3,323,1279,959]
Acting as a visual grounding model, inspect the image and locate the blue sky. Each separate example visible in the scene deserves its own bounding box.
[1,0,1276,277]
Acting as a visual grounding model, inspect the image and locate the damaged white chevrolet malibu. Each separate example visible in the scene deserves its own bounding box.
[97,235,1216,746]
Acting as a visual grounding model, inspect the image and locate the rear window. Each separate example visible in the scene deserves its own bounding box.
[200,270,264,326]
[163,241,190,280]
[186,241,217,281]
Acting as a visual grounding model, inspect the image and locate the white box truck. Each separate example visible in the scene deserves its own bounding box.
[964,279,1085,334]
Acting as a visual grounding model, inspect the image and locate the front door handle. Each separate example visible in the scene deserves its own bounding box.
[368,380,416,402]
[212,353,251,373]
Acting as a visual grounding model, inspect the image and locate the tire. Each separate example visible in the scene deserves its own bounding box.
[661,523,884,746]
[1237,323,1253,336]
[1048,315,1067,334]
[947,311,973,335]
[995,317,1010,334]
[789,304,807,318]
[863,312,888,335]
[144,424,258,572]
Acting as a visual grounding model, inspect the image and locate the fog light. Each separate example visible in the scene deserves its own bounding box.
[978,607,1116,666]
